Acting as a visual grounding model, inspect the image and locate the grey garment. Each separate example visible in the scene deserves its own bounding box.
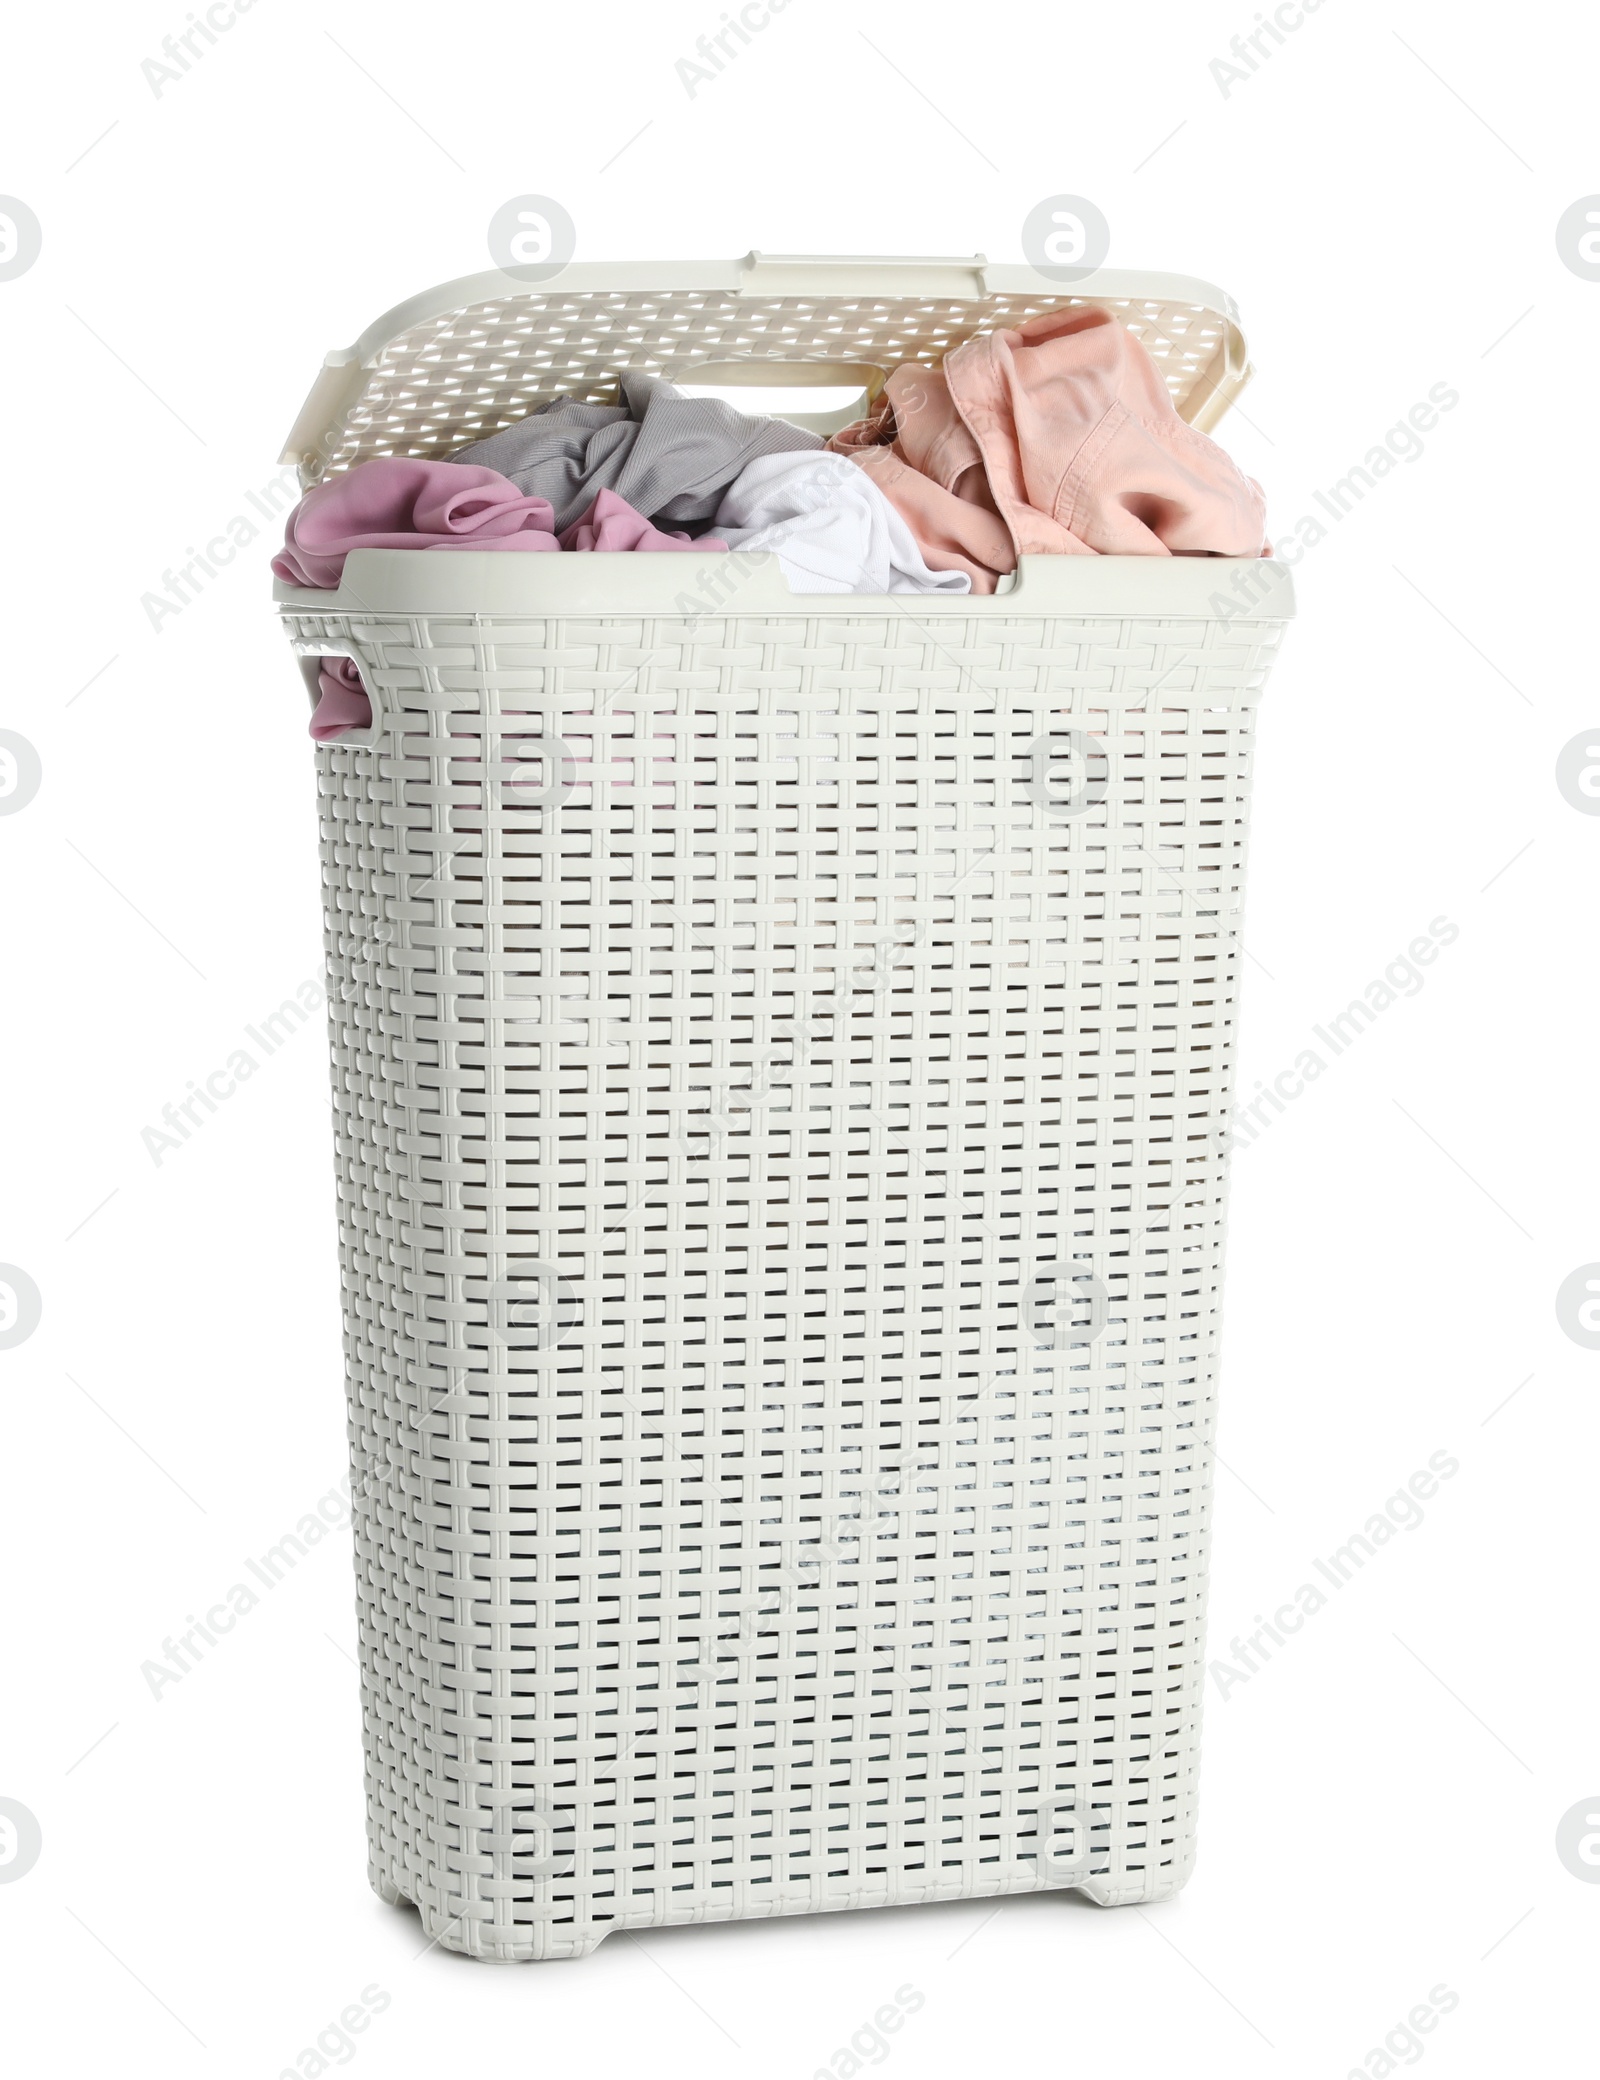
[450,370,824,534]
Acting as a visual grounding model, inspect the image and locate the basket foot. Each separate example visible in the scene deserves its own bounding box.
[387,1894,606,1963]
[1076,1865,1192,1908]
[368,1866,601,1960]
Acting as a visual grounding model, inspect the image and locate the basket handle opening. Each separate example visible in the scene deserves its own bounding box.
[665,359,884,437]
[290,638,384,747]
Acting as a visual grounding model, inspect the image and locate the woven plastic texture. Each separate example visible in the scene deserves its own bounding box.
[283,588,1288,1960]
[305,288,1237,482]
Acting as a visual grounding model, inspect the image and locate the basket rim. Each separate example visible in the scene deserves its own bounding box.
[273,548,1296,622]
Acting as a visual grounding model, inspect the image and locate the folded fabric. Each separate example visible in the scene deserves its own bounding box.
[310,654,371,741]
[709,450,972,595]
[451,369,824,533]
[273,455,561,588]
[827,308,1267,589]
[558,487,725,554]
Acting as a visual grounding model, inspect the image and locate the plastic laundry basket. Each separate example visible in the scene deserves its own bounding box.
[274,253,1295,1963]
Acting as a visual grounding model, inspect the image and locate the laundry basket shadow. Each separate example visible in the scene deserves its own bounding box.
[273,252,1295,1962]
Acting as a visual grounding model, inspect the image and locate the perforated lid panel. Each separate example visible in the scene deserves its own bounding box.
[281,253,1253,485]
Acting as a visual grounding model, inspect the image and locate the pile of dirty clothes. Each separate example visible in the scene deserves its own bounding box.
[273,304,1267,739]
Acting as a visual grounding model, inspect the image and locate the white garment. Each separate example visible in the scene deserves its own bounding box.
[709,450,972,595]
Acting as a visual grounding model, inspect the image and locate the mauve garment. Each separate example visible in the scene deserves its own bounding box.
[827,309,1267,584]
[272,455,560,588]
[450,369,825,533]
[286,476,725,738]
[557,487,726,554]
[310,655,371,740]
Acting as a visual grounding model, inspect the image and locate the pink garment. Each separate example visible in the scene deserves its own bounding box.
[950,305,1267,558]
[310,655,371,741]
[280,466,725,739]
[828,308,1267,587]
[557,487,725,554]
[272,455,561,588]
[832,372,1015,593]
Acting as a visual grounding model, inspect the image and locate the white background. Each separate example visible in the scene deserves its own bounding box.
[2,1,1596,2073]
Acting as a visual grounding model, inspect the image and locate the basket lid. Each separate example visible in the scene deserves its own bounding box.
[280,251,1253,484]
